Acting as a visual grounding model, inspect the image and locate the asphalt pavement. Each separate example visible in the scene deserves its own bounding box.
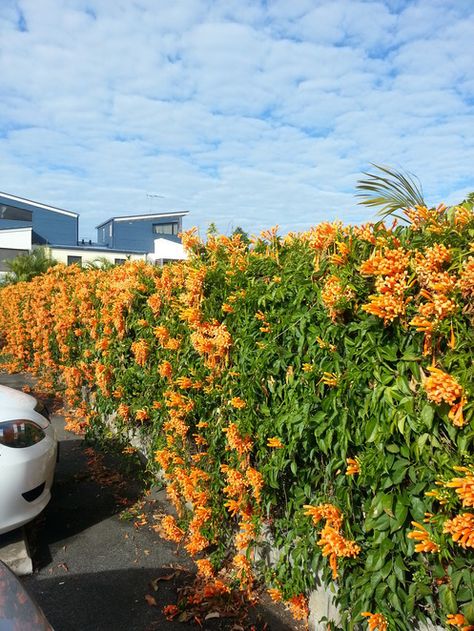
[0,372,297,631]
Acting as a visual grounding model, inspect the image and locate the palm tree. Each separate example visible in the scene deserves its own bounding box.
[356,163,426,220]
[1,247,57,285]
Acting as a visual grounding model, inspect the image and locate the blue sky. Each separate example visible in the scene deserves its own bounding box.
[0,0,473,240]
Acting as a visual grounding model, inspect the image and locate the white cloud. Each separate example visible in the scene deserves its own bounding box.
[0,0,473,240]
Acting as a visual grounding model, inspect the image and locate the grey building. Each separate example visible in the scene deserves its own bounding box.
[96,211,188,252]
[0,191,78,246]
[0,191,189,275]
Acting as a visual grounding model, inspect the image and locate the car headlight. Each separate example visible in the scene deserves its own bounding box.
[0,421,45,448]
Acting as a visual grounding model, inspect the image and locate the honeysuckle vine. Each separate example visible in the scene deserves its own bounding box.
[0,202,473,630]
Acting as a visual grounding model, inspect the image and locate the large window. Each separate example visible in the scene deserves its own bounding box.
[0,204,33,222]
[153,222,178,236]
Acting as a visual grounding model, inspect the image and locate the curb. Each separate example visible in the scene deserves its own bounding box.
[0,528,33,576]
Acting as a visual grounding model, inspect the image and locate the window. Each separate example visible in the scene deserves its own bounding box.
[67,255,82,266]
[0,204,32,222]
[153,222,178,236]
[114,258,126,265]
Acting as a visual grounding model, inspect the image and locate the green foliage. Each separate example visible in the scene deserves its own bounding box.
[0,209,473,630]
[1,247,57,284]
[356,163,426,220]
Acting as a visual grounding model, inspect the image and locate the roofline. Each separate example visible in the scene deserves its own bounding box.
[95,211,188,229]
[0,191,79,218]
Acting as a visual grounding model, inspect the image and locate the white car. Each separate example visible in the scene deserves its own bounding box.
[0,385,57,535]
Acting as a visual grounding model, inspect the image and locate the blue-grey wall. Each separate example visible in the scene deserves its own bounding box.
[99,216,183,252]
[0,195,78,246]
[32,207,78,245]
[97,220,112,247]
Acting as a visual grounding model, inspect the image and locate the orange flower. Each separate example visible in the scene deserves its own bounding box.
[131,339,149,366]
[174,376,194,389]
[303,503,343,530]
[319,372,339,387]
[407,521,440,553]
[158,360,173,380]
[445,468,474,507]
[195,558,215,579]
[443,513,474,549]
[246,467,264,503]
[446,613,474,630]
[317,524,361,579]
[423,367,466,426]
[135,408,149,422]
[223,423,253,457]
[346,458,360,476]
[117,403,130,420]
[267,588,283,602]
[158,515,185,543]
[286,594,309,621]
[267,437,284,449]
[232,553,253,585]
[361,612,388,631]
[162,604,179,620]
[230,396,246,409]
[184,531,209,555]
[321,275,354,321]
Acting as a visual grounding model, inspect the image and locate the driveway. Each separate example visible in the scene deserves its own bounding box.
[0,372,296,631]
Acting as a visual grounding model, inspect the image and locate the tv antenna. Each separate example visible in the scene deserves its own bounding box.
[146,192,165,212]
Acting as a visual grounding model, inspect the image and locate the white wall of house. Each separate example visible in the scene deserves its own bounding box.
[0,227,32,250]
[150,237,187,262]
[48,247,146,266]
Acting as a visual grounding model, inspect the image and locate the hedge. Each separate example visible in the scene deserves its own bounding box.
[0,203,473,630]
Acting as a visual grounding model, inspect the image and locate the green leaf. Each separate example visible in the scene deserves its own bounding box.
[440,587,457,615]
[420,404,435,429]
[464,603,474,624]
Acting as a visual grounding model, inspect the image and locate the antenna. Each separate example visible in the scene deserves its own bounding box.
[146,193,165,212]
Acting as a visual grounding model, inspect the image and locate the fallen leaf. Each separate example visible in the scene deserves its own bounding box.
[204,612,221,620]
[150,573,177,590]
[145,594,157,607]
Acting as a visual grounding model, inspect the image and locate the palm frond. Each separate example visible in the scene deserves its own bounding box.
[356,163,426,220]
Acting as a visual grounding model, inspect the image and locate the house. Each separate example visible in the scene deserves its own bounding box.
[96,211,186,253]
[0,191,188,277]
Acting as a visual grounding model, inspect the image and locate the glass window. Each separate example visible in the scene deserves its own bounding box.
[153,222,178,236]
[67,255,82,266]
[0,204,33,222]
[114,258,126,265]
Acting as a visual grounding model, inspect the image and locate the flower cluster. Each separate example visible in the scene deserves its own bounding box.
[423,366,466,427]
[304,503,360,579]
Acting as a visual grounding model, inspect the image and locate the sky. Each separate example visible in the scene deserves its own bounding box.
[0,0,473,240]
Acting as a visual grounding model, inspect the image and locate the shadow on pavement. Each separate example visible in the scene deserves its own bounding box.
[23,567,295,631]
[26,438,147,570]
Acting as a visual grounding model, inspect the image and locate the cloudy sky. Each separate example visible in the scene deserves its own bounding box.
[0,0,473,240]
